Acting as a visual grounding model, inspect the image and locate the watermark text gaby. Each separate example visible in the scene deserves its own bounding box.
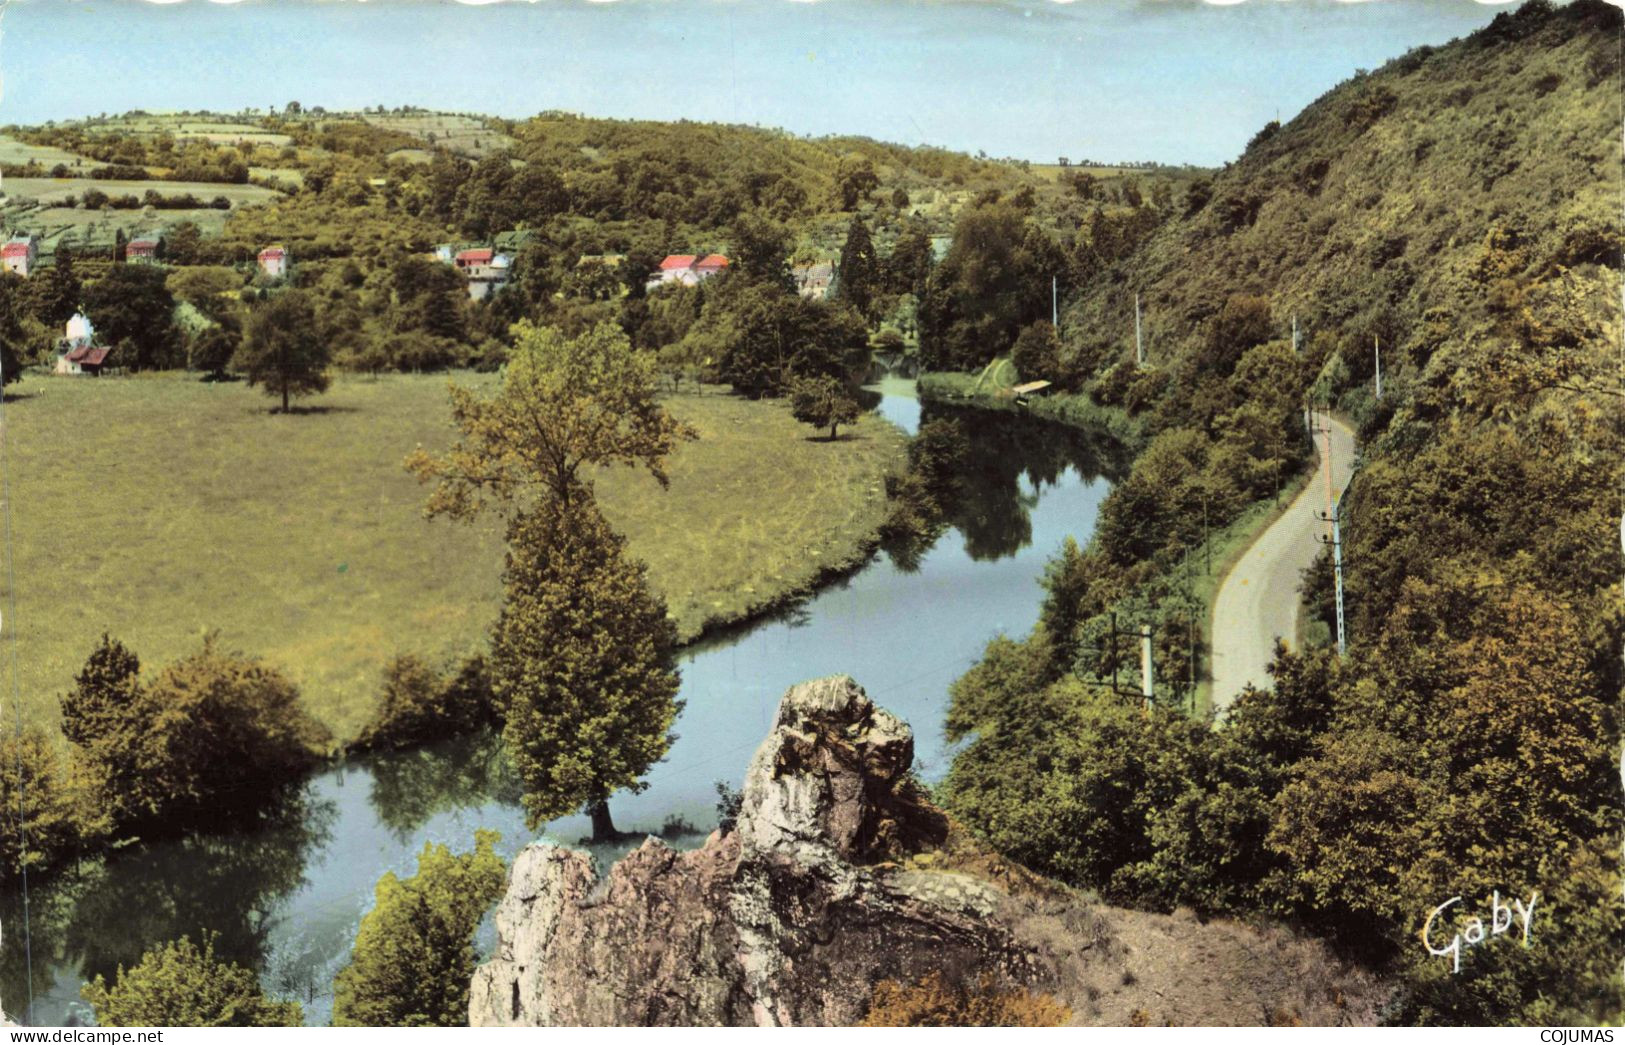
[1422,891,1537,973]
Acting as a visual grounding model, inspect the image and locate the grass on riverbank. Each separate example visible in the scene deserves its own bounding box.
[2,373,905,740]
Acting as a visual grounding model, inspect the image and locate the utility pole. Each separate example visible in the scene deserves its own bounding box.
[1314,410,1347,658]
[1374,335,1383,399]
[1052,275,1058,329]
[1140,622,1154,710]
[1134,293,1144,367]
[1292,313,1299,355]
[1203,498,1211,575]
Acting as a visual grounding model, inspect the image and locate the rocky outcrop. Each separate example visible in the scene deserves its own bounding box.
[471,676,1388,1027]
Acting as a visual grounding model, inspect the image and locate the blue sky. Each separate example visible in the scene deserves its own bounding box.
[1,0,1522,165]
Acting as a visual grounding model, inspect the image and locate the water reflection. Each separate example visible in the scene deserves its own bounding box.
[365,732,522,842]
[1,785,335,1025]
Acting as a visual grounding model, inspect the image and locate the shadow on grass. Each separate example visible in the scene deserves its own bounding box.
[266,403,361,416]
[801,433,866,443]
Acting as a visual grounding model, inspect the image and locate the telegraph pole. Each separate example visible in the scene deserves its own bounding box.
[1134,293,1144,366]
[1314,410,1347,658]
[1140,623,1154,710]
[1292,313,1299,355]
[1052,275,1058,329]
[1374,335,1383,399]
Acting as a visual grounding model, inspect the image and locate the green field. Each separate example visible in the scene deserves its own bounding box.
[362,112,515,158]
[0,178,281,208]
[2,374,905,740]
[0,135,102,171]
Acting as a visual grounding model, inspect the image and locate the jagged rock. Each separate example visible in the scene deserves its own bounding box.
[470,675,1388,1027]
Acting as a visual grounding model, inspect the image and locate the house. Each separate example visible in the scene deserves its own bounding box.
[791,261,834,301]
[645,253,730,292]
[257,245,289,280]
[2,235,39,278]
[454,247,513,301]
[124,237,160,264]
[53,313,110,375]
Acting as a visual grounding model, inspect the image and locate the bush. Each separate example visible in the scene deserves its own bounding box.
[859,972,1071,1027]
[353,653,496,752]
[0,729,108,881]
[61,635,329,829]
[82,933,302,1027]
[332,831,507,1026]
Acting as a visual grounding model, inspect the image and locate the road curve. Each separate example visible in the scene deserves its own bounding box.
[1209,413,1355,713]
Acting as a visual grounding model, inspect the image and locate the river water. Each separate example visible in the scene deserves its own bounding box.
[1,387,1121,1026]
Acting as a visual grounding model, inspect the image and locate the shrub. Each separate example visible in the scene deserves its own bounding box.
[353,653,496,752]
[82,934,302,1027]
[859,971,1071,1027]
[332,831,507,1026]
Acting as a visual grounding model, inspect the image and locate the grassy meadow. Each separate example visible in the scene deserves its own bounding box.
[2,373,905,741]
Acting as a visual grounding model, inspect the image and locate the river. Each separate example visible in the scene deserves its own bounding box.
[0,385,1121,1026]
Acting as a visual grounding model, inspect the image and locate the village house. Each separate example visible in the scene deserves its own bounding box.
[791,261,834,301]
[2,235,39,278]
[645,253,730,292]
[54,313,110,376]
[257,245,289,280]
[454,247,513,301]
[124,236,160,264]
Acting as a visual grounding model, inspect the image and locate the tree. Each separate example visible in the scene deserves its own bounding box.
[406,322,692,839]
[0,272,27,387]
[787,373,861,441]
[729,212,794,293]
[836,154,879,210]
[82,934,302,1027]
[494,496,683,838]
[1010,321,1061,381]
[237,290,331,412]
[406,320,694,522]
[834,213,879,321]
[886,217,935,299]
[332,831,507,1026]
[28,242,81,327]
[83,263,178,370]
[60,635,329,829]
[0,728,108,881]
[189,324,240,380]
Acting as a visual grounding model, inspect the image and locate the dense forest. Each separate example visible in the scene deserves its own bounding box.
[938,0,1623,1025]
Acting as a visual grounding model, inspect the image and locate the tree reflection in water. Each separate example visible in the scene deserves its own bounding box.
[885,402,1127,570]
[364,730,522,842]
[0,783,335,1025]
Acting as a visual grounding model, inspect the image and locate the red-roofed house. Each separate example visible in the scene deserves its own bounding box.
[2,235,39,278]
[54,313,110,375]
[646,253,730,292]
[454,248,513,301]
[258,245,289,280]
[125,237,160,264]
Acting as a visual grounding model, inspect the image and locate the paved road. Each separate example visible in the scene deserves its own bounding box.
[1209,414,1355,713]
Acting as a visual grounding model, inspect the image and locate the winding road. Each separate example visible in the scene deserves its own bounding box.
[1209,413,1355,713]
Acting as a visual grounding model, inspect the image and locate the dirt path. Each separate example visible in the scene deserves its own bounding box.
[1209,414,1355,713]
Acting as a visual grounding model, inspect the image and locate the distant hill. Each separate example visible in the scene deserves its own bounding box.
[1062,0,1621,395]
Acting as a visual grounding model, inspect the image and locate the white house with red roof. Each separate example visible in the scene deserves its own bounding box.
[54,313,110,376]
[257,245,289,280]
[2,235,39,278]
[454,247,513,301]
[646,253,730,292]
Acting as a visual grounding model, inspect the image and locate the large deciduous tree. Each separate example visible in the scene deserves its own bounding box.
[237,290,332,412]
[83,264,180,371]
[407,321,692,839]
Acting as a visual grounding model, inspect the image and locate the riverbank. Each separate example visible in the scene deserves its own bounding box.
[917,370,1144,449]
[4,373,907,740]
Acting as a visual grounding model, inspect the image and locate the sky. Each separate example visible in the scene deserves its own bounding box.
[0,0,1536,165]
